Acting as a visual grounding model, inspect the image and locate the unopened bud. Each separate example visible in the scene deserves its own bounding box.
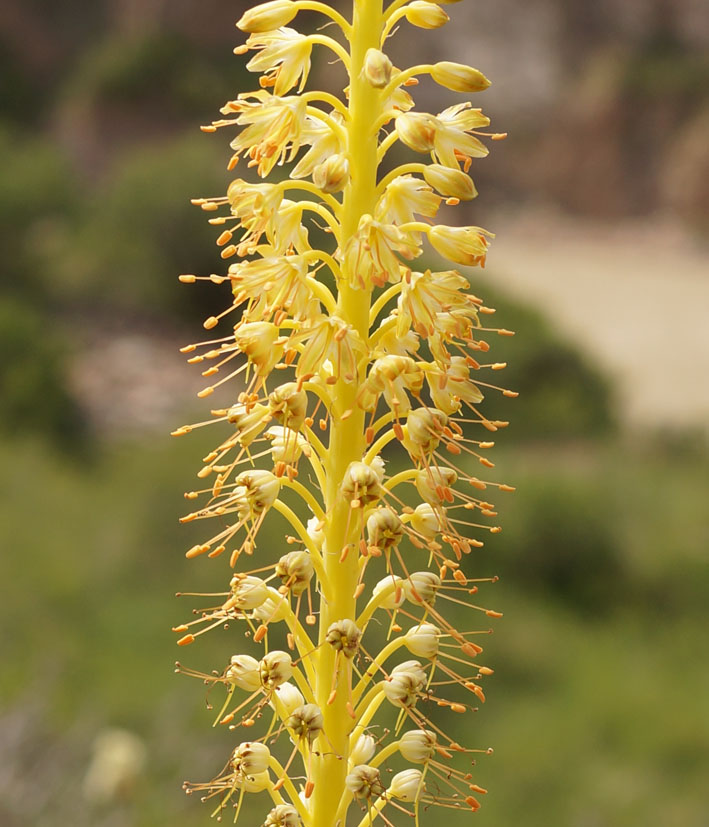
[251,587,289,623]
[227,654,262,691]
[404,623,440,658]
[372,575,405,609]
[403,571,441,605]
[350,733,376,765]
[313,153,350,193]
[237,0,296,33]
[363,48,393,88]
[429,225,492,268]
[396,112,437,153]
[237,769,271,792]
[227,402,270,446]
[270,682,305,717]
[235,469,281,513]
[266,426,306,465]
[259,651,293,689]
[404,1,449,29]
[404,407,447,456]
[399,729,437,763]
[407,502,442,539]
[431,61,491,93]
[232,741,271,775]
[229,575,270,610]
[383,661,426,707]
[388,768,424,801]
[422,164,477,201]
[414,466,457,505]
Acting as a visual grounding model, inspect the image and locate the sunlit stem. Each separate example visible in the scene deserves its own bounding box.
[309,33,352,70]
[310,3,384,826]
[296,0,352,38]
[352,637,405,703]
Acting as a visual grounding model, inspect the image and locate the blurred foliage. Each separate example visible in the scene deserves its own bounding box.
[63,31,245,121]
[43,134,231,317]
[473,279,616,441]
[0,299,85,448]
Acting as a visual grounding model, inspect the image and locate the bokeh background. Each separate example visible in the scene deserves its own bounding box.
[1,0,708,825]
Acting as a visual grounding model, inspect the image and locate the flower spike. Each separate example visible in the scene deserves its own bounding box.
[175,2,512,824]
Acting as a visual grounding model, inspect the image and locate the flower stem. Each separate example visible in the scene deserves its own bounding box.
[311,2,383,824]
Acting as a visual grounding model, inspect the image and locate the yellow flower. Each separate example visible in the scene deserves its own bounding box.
[429,223,494,266]
[228,91,307,177]
[375,176,441,228]
[245,27,312,96]
[433,101,490,168]
[342,214,421,288]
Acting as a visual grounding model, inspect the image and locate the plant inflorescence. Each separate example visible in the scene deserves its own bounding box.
[172,1,513,824]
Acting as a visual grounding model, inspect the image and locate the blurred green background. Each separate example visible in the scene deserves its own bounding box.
[1,1,708,825]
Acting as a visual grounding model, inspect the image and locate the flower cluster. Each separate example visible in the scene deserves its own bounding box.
[174,1,514,824]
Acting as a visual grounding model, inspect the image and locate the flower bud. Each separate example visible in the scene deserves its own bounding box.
[235,469,281,513]
[269,383,307,430]
[345,765,385,799]
[404,1,449,29]
[414,466,457,505]
[234,322,285,375]
[237,769,271,792]
[259,651,293,689]
[396,112,437,153]
[408,502,442,539]
[232,741,271,775]
[384,661,427,707]
[285,703,323,745]
[422,163,477,201]
[429,225,493,267]
[325,619,361,658]
[404,407,447,456]
[404,623,440,659]
[388,768,424,801]
[372,575,405,609]
[306,515,324,546]
[270,682,305,717]
[237,0,297,33]
[350,733,376,765]
[227,654,262,691]
[431,61,491,93]
[363,48,393,88]
[229,575,270,610]
[266,426,306,465]
[403,571,441,605]
[251,587,289,622]
[399,729,437,763]
[342,461,382,506]
[275,550,314,596]
[313,153,350,193]
[227,402,270,446]
[366,507,404,550]
[264,804,301,827]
